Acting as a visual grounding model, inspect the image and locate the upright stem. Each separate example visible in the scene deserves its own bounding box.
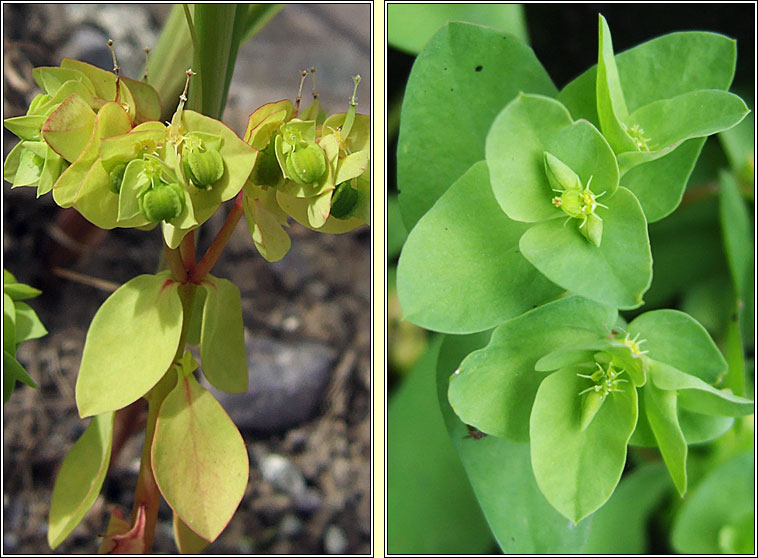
[164,240,188,283]
[190,192,244,282]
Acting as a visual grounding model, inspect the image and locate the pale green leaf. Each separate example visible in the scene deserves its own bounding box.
[642,380,687,495]
[397,161,562,334]
[520,187,652,309]
[449,296,616,442]
[75,272,183,417]
[200,275,248,394]
[398,22,556,229]
[530,367,637,524]
[152,374,249,543]
[13,301,47,344]
[48,412,115,549]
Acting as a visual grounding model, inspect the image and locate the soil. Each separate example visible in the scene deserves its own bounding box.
[3,4,371,555]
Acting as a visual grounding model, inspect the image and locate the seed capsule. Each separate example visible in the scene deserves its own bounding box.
[285,142,326,185]
[108,162,127,194]
[183,148,224,190]
[139,181,185,222]
[330,181,359,220]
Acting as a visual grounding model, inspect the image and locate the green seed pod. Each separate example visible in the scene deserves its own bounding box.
[555,188,584,219]
[285,142,326,185]
[252,142,284,188]
[579,390,605,431]
[544,151,581,192]
[330,181,360,220]
[183,148,224,190]
[139,182,185,222]
[580,212,603,247]
[108,162,127,194]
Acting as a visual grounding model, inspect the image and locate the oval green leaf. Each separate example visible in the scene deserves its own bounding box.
[397,161,562,334]
[48,412,115,549]
[449,296,616,442]
[397,21,557,229]
[530,367,637,524]
[75,272,183,417]
[200,275,248,394]
[152,374,249,543]
[520,187,652,309]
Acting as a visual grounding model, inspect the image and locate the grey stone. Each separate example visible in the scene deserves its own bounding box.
[324,524,348,555]
[204,337,337,433]
[260,454,306,497]
[278,513,303,539]
[293,488,322,515]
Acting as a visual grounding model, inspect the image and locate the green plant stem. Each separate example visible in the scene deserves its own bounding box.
[190,192,244,282]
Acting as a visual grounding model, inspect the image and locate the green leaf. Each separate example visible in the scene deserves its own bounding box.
[642,380,687,495]
[398,162,562,334]
[41,93,96,163]
[520,187,652,309]
[628,309,726,384]
[173,512,210,554]
[388,336,493,553]
[388,4,528,55]
[397,22,557,229]
[200,275,248,394]
[486,94,618,222]
[3,277,42,301]
[13,301,47,344]
[152,374,249,543]
[32,66,95,97]
[596,14,637,154]
[719,170,753,298]
[75,272,183,417]
[243,192,291,262]
[437,333,592,553]
[4,350,37,402]
[4,114,46,141]
[449,296,616,442]
[649,359,753,417]
[583,462,670,553]
[530,367,637,524]
[4,293,16,353]
[48,412,115,549]
[120,76,162,124]
[387,194,408,261]
[618,90,749,173]
[671,451,754,554]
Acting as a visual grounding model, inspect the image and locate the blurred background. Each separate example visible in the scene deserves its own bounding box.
[387,3,754,554]
[3,3,371,554]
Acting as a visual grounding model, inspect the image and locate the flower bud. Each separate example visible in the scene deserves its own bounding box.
[285,142,326,185]
[183,148,224,190]
[139,181,185,222]
[330,181,359,220]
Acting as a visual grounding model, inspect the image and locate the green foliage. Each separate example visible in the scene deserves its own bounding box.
[394,10,752,552]
[3,269,46,401]
[48,413,115,549]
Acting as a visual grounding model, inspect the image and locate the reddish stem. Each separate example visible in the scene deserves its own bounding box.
[190,192,244,282]
[179,229,196,270]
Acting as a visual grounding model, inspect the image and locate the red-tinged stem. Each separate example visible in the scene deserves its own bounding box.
[164,240,188,283]
[179,229,196,270]
[190,192,244,282]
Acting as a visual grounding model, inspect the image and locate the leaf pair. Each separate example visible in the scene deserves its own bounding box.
[75,272,247,418]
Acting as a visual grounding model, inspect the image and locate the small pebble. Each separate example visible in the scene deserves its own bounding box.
[324,524,348,555]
